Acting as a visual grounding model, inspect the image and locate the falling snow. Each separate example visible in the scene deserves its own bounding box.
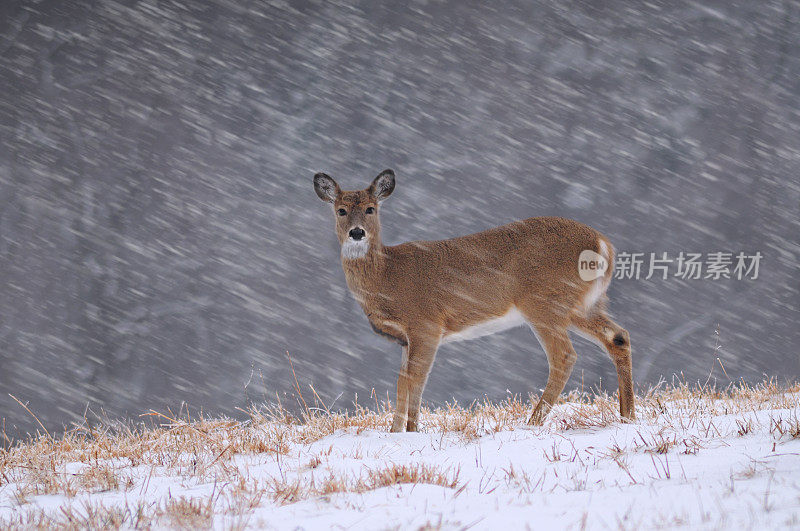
[0,1,798,437]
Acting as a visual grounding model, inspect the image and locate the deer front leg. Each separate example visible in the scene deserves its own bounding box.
[406,345,438,432]
[390,335,439,433]
[390,346,410,432]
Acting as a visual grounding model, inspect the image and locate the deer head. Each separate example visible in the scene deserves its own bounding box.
[314,169,395,259]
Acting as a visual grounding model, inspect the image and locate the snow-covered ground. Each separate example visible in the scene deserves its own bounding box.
[2,384,799,529]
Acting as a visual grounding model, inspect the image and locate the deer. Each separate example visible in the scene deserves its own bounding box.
[313,169,634,432]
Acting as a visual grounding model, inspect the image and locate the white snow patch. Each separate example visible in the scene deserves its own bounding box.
[2,398,800,529]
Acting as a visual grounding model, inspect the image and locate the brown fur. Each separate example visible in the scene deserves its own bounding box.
[314,170,634,432]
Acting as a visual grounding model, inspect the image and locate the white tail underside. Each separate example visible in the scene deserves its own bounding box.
[582,238,611,311]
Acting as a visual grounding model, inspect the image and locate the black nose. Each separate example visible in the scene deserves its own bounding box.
[349,227,365,240]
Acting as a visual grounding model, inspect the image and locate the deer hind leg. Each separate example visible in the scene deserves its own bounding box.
[526,323,578,425]
[571,311,635,420]
[391,336,438,433]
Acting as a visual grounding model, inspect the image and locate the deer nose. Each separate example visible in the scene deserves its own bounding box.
[349,227,366,241]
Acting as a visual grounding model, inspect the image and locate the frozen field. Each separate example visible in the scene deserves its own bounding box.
[1,381,799,529]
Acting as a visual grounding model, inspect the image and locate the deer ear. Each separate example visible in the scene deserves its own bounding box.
[369,169,395,202]
[313,173,340,203]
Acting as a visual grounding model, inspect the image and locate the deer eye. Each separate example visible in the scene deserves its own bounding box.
[365,207,375,214]
[337,208,347,216]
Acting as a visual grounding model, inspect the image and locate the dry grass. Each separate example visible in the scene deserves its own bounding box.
[0,502,154,531]
[266,462,460,505]
[0,377,798,529]
[160,496,214,529]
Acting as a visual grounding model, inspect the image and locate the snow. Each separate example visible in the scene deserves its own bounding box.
[2,0,799,439]
[2,394,799,529]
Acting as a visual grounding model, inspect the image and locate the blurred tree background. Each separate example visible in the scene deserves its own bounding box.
[0,0,798,435]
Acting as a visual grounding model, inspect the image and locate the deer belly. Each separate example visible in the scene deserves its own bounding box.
[441,307,527,344]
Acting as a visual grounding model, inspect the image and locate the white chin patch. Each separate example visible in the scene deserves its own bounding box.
[341,239,369,260]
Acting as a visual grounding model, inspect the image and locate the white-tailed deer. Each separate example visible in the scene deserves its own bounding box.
[314,170,634,432]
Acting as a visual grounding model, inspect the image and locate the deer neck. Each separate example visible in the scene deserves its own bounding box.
[341,238,387,304]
